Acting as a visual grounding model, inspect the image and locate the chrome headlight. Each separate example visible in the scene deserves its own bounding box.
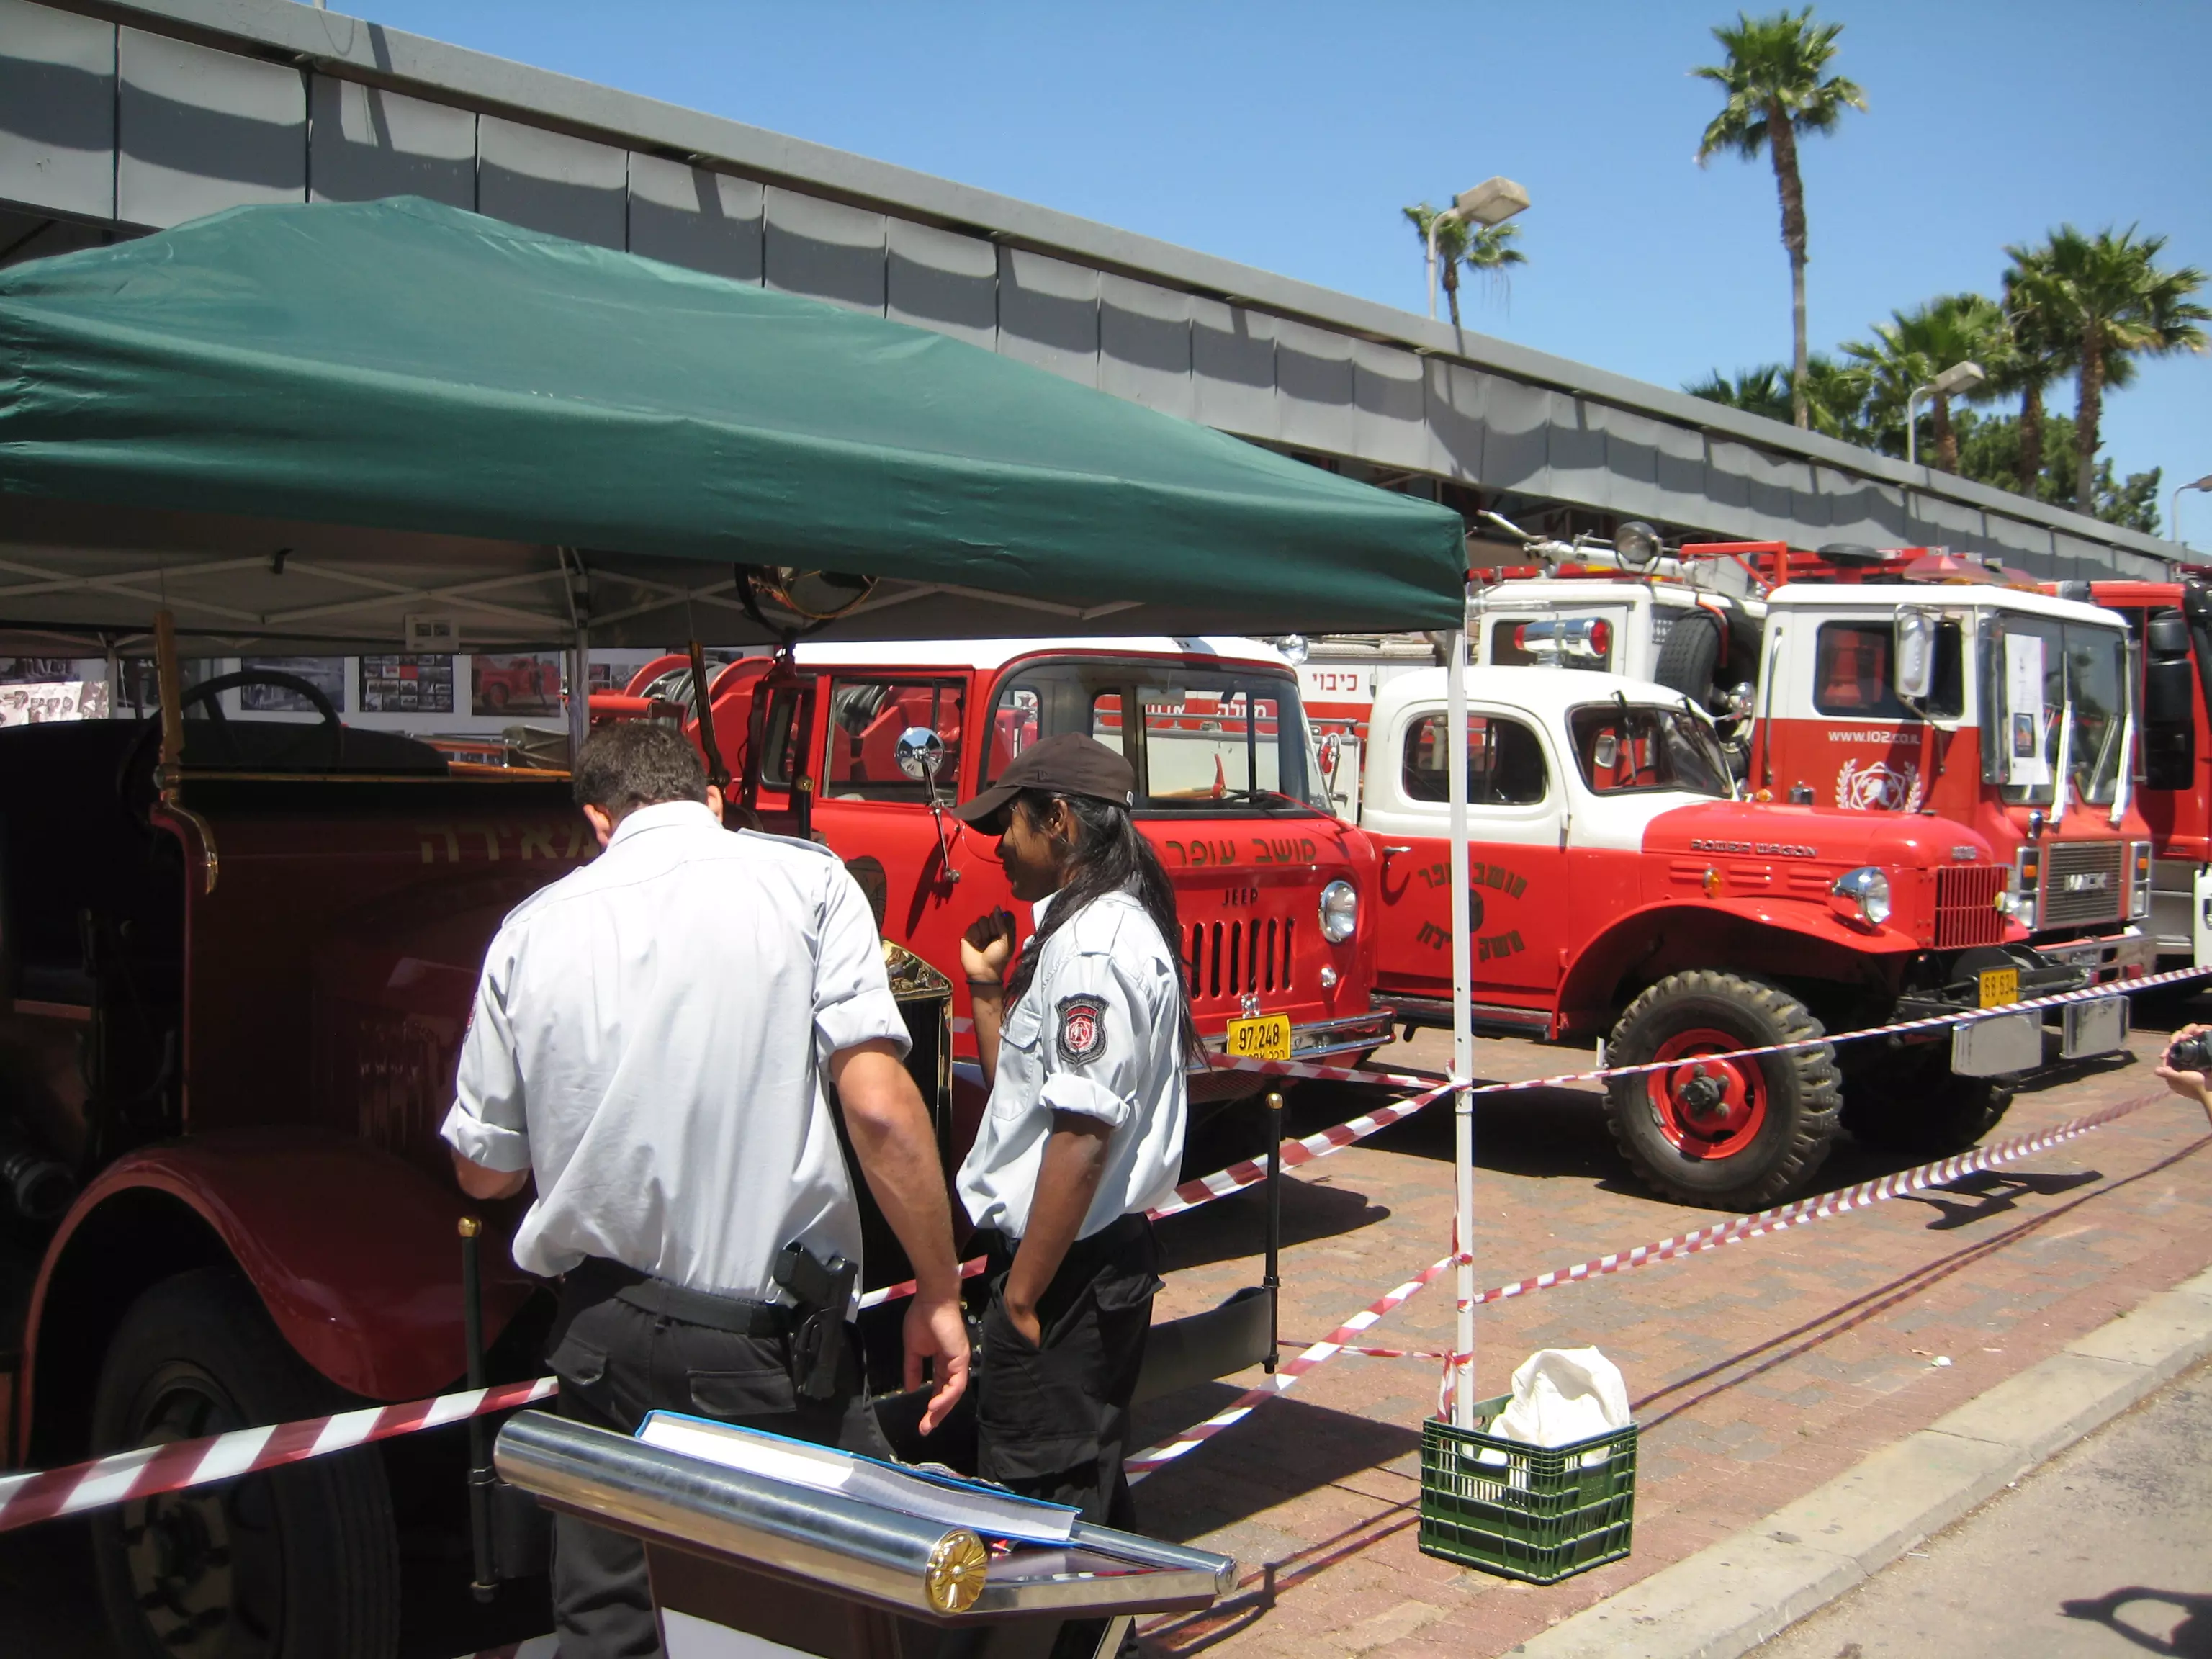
[1830,866,1892,929]
[1318,878,1358,944]
[2131,840,2152,920]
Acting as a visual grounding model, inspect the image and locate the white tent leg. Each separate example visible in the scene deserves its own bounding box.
[1445,618,1475,1427]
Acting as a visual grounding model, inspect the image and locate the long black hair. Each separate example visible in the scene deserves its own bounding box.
[1003,788,1205,1066]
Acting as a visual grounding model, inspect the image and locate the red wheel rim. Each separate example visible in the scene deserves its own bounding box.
[1644,1026,1766,1159]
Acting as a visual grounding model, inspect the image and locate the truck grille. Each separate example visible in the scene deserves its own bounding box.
[1933,865,2006,949]
[2041,840,2126,930]
[1188,916,1295,1004]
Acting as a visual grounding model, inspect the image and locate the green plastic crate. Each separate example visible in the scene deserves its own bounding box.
[1418,1394,1636,1584]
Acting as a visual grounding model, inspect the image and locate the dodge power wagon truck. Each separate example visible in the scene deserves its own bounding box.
[1361,665,2105,1208]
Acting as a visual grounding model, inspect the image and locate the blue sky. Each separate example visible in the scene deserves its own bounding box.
[367,0,2211,545]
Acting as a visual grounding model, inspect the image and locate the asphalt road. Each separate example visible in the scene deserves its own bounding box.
[1755,1358,2212,1658]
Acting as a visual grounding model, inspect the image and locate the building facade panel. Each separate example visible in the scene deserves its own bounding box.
[0,0,115,219]
[628,155,762,284]
[1424,358,1485,483]
[117,27,304,228]
[475,115,624,248]
[1546,397,1611,509]
[1272,315,1354,457]
[1190,297,1275,440]
[763,186,884,314]
[307,76,474,208]
[1099,273,1194,419]
[885,217,993,346]
[1479,379,1557,495]
[1352,338,1426,471]
[997,246,1099,386]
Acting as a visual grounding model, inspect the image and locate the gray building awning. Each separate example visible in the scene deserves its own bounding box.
[0,0,2182,582]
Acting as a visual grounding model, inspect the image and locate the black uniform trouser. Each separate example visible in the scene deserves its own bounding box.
[544,1262,887,1659]
[973,1213,1163,1529]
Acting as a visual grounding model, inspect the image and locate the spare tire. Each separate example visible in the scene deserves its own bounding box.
[1654,609,1725,706]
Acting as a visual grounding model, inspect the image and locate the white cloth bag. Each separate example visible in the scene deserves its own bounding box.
[1475,1349,1632,1475]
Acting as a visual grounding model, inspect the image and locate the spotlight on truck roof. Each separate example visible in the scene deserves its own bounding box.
[1614,521,1661,571]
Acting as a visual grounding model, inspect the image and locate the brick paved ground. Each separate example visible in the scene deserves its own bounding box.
[1128,998,2212,1659]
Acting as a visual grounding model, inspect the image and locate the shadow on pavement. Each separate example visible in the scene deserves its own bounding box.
[1156,1176,1390,1272]
[2060,1586,2212,1656]
[1130,1388,1421,1543]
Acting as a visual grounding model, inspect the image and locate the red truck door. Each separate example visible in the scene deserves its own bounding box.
[1372,703,1567,1007]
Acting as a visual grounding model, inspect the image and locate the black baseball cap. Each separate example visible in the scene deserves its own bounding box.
[956,732,1136,830]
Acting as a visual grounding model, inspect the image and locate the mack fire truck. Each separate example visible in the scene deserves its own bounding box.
[1359,666,2110,1208]
[1442,539,2159,992]
[600,637,1393,1097]
[2063,575,2212,976]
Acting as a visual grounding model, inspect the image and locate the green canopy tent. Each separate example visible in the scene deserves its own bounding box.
[0,196,1488,1429]
[0,196,1464,655]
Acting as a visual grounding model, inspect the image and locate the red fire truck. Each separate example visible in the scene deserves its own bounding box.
[601,637,1394,1096]
[1437,540,2158,991]
[2056,574,2212,976]
[1359,665,2102,1208]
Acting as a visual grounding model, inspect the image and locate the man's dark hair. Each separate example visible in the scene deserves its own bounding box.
[572,721,709,819]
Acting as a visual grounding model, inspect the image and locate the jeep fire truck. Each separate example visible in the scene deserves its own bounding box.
[601,637,1393,1096]
[1362,665,2110,1209]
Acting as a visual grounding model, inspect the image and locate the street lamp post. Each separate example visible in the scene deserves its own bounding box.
[1905,360,1987,468]
[2171,474,2212,548]
[1426,176,1531,322]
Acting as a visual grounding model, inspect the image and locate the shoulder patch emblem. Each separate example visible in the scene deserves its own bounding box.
[1056,993,1108,1066]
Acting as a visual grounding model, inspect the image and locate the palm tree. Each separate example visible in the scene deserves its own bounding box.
[1694,9,1866,430]
[1795,352,1871,444]
[1686,364,1793,423]
[2011,225,2209,510]
[1463,222,1527,309]
[1986,248,2074,495]
[1843,295,2001,472]
[1404,204,1469,327]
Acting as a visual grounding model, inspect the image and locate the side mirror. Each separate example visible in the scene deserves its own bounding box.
[1894,608,1938,703]
[1722,681,1756,721]
[894,726,945,783]
[2147,611,2192,658]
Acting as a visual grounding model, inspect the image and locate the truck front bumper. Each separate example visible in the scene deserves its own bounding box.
[1191,1008,1398,1073]
[2034,925,2157,983]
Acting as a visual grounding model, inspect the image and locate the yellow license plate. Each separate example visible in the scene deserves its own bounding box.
[1978,968,2019,1009]
[1225,1014,1292,1062]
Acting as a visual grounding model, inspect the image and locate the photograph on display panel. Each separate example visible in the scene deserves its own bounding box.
[361,655,457,714]
[240,657,348,714]
[472,653,564,716]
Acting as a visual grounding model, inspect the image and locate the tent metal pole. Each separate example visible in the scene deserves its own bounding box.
[1445,609,1475,1427]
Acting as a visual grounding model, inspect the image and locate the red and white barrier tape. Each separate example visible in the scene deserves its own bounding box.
[1125,1084,2185,1474]
[1125,1251,1457,1478]
[1145,1081,1453,1220]
[860,1079,1456,1306]
[1457,1087,2167,1316]
[0,1376,557,1537]
[1213,962,2204,1100]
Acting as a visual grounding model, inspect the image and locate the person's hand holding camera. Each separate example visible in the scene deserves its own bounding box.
[2154,1024,2212,1128]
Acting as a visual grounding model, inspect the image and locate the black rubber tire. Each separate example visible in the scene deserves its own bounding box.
[1604,971,1840,1210]
[90,1269,400,1659]
[1843,1045,2015,1155]
[1653,610,1725,706]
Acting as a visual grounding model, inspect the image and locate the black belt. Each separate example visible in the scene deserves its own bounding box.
[569,1257,787,1337]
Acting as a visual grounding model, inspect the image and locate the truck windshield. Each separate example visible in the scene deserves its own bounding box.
[982,659,1329,815]
[1995,619,2128,809]
[1567,702,1732,799]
